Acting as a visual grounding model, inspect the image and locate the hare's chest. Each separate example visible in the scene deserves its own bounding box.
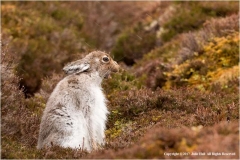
[89,85,108,133]
[90,85,106,109]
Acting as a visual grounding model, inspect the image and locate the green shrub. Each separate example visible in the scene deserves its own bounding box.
[2,2,84,95]
[161,1,239,42]
[103,70,144,95]
[111,23,156,65]
[135,14,239,90]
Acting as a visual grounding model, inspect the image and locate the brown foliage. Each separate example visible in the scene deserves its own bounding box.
[134,59,171,89]
[88,121,239,159]
[70,1,161,51]
[102,87,239,153]
[1,41,40,154]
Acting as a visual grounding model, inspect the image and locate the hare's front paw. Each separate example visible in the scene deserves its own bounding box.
[91,139,98,150]
[91,139,104,151]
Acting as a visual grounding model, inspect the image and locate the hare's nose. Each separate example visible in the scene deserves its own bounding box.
[112,61,120,72]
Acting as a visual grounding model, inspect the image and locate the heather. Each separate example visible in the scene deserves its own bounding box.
[1,1,239,159]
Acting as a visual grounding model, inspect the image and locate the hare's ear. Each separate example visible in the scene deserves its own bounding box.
[63,60,90,74]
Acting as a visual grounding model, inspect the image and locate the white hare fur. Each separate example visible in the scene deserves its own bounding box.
[37,51,119,151]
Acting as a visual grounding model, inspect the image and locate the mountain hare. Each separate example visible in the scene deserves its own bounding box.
[37,51,119,151]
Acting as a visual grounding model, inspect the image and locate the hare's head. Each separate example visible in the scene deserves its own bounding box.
[63,51,120,79]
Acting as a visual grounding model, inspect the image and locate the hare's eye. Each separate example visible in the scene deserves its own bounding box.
[102,57,109,62]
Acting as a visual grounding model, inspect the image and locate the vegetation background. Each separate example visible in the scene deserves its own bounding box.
[1,1,239,159]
